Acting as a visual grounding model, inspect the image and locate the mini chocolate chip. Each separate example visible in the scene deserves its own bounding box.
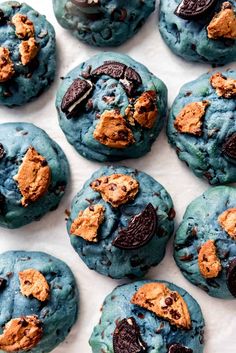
[227,258,236,297]
[168,343,193,353]
[168,208,176,220]
[41,159,48,166]
[165,297,173,306]
[0,143,5,159]
[175,0,217,20]
[222,133,236,159]
[179,254,194,262]
[113,317,147,353]
[0,277,7,290]
[112,203,157,250]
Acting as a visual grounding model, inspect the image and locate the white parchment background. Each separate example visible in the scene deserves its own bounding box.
[0,1,235,352]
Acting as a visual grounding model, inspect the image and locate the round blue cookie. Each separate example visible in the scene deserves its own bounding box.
[174,186,236,299]
[159,0,236,65]
[0,1,56,106]
[90,280,205,353]
[0,122,69,229]
[52,0,155,47]
[67,165,175,279]
[167,70,236,185]
[0,251,78,353]
[56,52,167,162]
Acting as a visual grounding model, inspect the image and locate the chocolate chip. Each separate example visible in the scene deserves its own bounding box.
[0,143,5,159]
[165,297,173,306]
[113,317,147,353]
[175,0,217,20]
[61,78,94,118]
[0,277,7,290]
[222,133,236,159]
[227,258,236,297]
[112,203,157,249]
[168,208,176,220]
[168,343,193,353]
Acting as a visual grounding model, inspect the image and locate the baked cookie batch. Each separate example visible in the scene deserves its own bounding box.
[0,1,235,353]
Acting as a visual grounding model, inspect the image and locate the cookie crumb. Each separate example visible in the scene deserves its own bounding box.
[70,204,105,242]
[207,2,236,39]
[174,101,209,136]
[0,47,15,82]
[198,240,222,278]
[218,208,236,239]
[19,38,39,66]
[12,13,35,38]
[210,72,236,98]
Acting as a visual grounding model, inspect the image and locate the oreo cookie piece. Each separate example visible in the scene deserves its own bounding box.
[222,133,236,160]
[168,343,193,353]
[227,259,236,298]
[175,0,216,20]
[56,52,167,163]
[67,165,175,279]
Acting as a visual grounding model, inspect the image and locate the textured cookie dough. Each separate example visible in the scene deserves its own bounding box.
[67,165,175,279]
[174,186,236,299]
[90,280,205,353]
[0,123,69,229]
[0,1,56,106]
[53,0,155,47]
[0,251,78,353]
[56,52,167,162]
[167,70,236,185]
[159,0,236,65]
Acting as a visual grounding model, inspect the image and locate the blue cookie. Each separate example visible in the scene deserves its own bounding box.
[0,122,69,229]
[90,280,205,353]
[174,186,236,299]
[53,0,155,47]
[56,52,167,162]
[167,70,236,185]
[0,251,78,353]
[0,1,56,106]
[67,165,175,279]
[159,0,236,65]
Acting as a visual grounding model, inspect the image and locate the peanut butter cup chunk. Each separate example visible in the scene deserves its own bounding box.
[0,316,42,352]
[90,174,139,208]
[207,2,236,39]
[19,269,50,302]
[198,240,222,278]
[218,208,236,239]
[12,13,35,39]
[0,47,15,82]
[14,147,51,207]
[131,283,191,330]
[174,101,209,136]
[19,38,39,66]
[93,110,135,149]
[70,204,105,242]
[210,72,236,98]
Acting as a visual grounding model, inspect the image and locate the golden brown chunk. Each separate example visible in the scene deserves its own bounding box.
[70,204,105,242]
[198,240,222,279]
[131,283,191,330]
[19,269,50,302]
[0,316,42,352]
[90,174,139,208]
[0,47,15,83]
[207,2,236,39]
[14,147,51,207]
[210,73,236,98]
[218,208,236,239]
[12,14,35,39]
[125,91,158,129]
[93,110,135,149]
[19,38,39,66]
[174,101,209,136]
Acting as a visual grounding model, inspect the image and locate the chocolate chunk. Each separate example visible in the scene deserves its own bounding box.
[222,133,236,159]
[91,61,126,80]
[168,343,193,353]
[61,78,94,118]
[0,143,5,159]
[112,203,157,249]
[0,277,7,291]
[175,0,217,20]
[113,317,147,353]
[227,258,236,297]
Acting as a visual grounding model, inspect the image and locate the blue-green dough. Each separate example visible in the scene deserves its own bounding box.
[0,122,69,229]
[56,52,168,163]
[0,1,56,106]
[159,0,236,65]
[53,0,155,47]
[0,251,78,353]
[90,280,205,353]
[67,165,175,279]
[174,186,236,299]
[167,70,236,185]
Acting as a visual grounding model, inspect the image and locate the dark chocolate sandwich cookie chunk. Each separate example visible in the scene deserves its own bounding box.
[56,52,167,162]
[175,0,217,20]
[67,165,175,279]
